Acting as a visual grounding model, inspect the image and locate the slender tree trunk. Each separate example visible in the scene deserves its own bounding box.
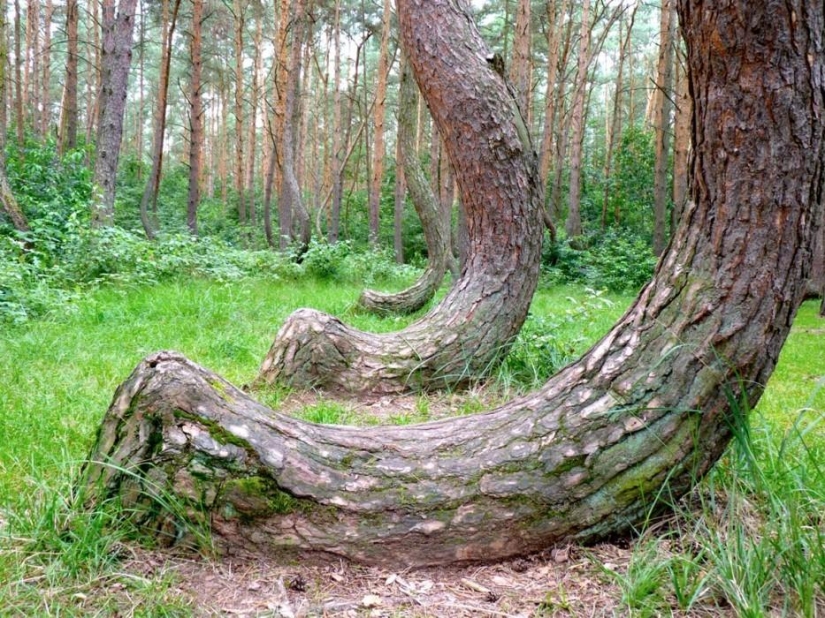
[83,0,824,567]
[87,0,102,142]
[393,132,406,264]
[565,0,591,239]
[40,0,51,135]
[26,0,39,133]
[13,0,23,143]
[60,0,79,153]
[358,56,451,315]
[0,0,28,232]
[91,0,139,227]
[138,0,181,239]
[186,0,202,236]
[509,0,531,118]
[538,0,570,186]
[233,0,246,229]
[652,0,676,256]
[602,5,637,229]
[368,0,392,247]
[246,10,262,229]
[327,0,343,243]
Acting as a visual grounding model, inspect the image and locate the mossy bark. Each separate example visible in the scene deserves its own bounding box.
[83,0,823,567]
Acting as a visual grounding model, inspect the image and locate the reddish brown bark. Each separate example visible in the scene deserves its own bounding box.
[83,0,822,569]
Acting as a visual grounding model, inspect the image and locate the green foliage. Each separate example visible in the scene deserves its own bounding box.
[500,288,619,389]
[300,239,418,285]
[607,125,657,238]
[544,230,657,293]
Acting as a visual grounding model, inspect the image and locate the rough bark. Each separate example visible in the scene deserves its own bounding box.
[92,0,139,227]
[257,0,543,393]
[652,0,676,256]
[357,58,450,315]
[509,0,531,119]
[83,0,822,568]
[186,0,203,236]
[671,48,691,231]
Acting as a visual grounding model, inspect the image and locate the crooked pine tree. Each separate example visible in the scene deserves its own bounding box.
[82,0,823,567]
[255,0,544,393]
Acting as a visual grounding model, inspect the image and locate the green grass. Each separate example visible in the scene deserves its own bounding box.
[0,277,822,615]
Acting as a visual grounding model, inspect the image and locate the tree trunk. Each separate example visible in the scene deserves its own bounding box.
[509,0,531,119]
[0,0,27,232]
[256,0,543,392]
[327,0,344,243]
[186,0,202,236]
[652,0,676,256]
[601,5,637,229]
[233,0,246,229]
[60,0,79,153]
[92,0,138,227]
[82,0,822,568]
[138,0,181,240]
[40,0,51,135]
[671,47,691,230]
[538,0,571,186]
[367,0,392,247]
[565,0,591,239]
[357,57,450,315]
[278,0,310,251]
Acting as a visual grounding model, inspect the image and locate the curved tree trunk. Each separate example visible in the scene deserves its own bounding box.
[357,57,450,315]
[258,0,543,392]
[82,0,823,568]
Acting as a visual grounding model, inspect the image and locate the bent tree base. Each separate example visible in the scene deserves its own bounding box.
[81,0,823,567]
[257,0,543,393]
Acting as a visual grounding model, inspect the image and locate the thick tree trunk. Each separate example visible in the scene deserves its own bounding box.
[257,0,543,392]
[83,0,822,568]
[92,0,138,227]
[357,58,450,315]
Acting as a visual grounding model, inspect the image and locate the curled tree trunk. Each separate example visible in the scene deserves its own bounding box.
[357,57,451,316]
[82,0,823,568]
[258,0,543,392]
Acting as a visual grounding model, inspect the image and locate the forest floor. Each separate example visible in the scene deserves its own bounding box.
[1,280,823,616]
[111,540,671,617]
